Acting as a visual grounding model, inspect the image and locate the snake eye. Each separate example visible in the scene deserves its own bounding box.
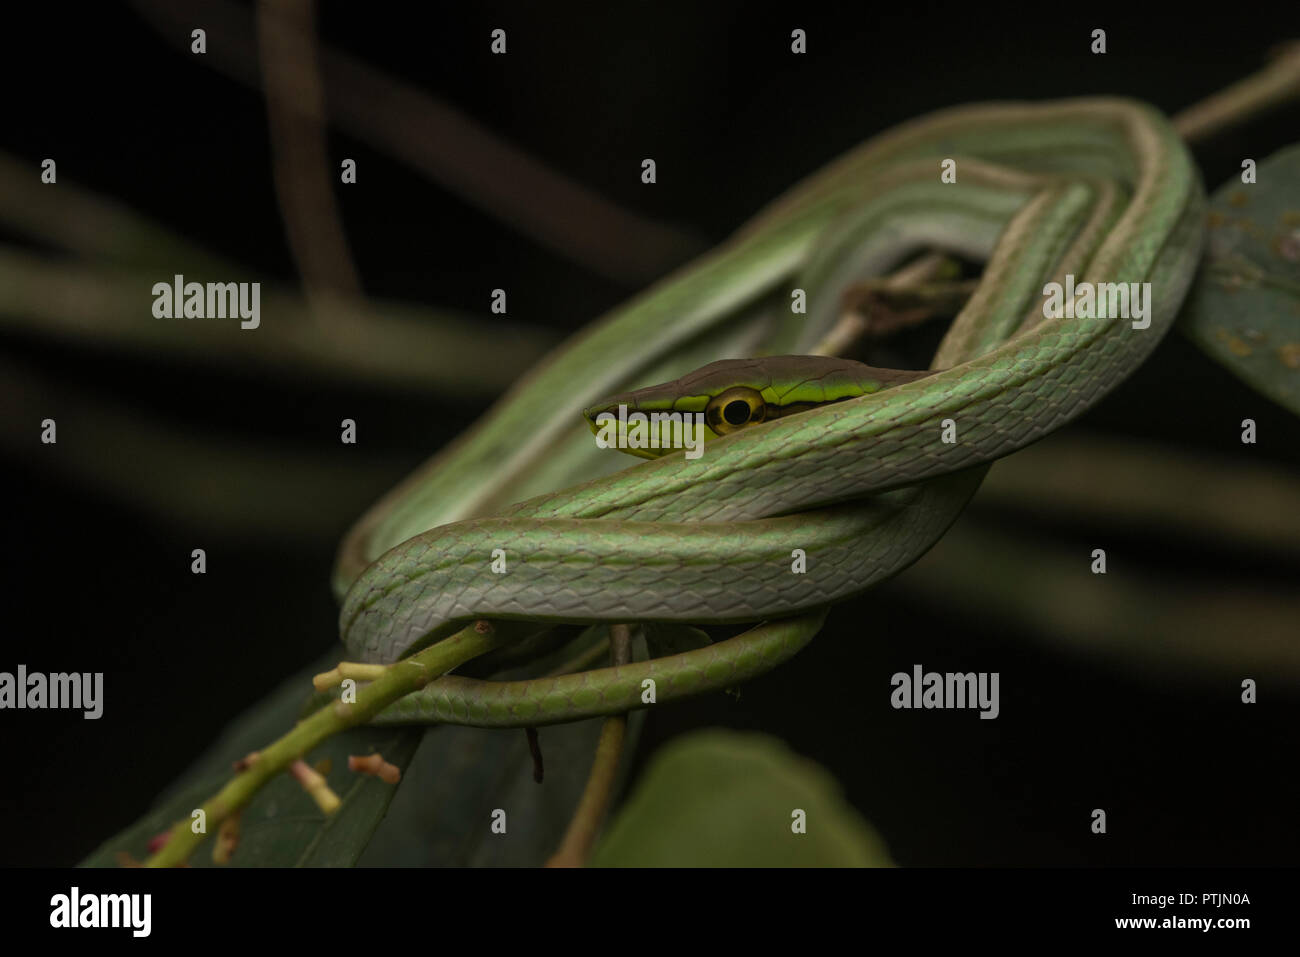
[705,387,767,435]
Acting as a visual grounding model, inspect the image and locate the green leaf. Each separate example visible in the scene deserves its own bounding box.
[84,629,649,867]
[1179,145,1300,416]
[358,712,644,865]
[80,650,422,868]
[359,630,647,866]
[591,729,893,867]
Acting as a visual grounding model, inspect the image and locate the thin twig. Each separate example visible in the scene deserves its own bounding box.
[1174,42,1300,143]
[256,0,363,308]
[145,621,523,866]
[546,624,633,867]
[813,252,957,357]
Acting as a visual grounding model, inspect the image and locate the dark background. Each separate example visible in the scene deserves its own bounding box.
[1,1,1298,866]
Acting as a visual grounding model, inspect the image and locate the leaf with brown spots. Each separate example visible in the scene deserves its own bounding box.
[1180,145,1300,415]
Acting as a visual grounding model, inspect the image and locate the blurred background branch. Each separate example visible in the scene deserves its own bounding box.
[256,0,363,306]
[130,0,706,284]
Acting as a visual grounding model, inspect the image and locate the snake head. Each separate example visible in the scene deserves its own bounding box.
[583,356,932,459]
[581,369,714,460]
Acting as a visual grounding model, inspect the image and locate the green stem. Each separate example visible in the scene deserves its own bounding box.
[546,624,633,867]
[145,621,515,867]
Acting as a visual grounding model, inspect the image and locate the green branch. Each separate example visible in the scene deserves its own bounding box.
[145,621,519,867]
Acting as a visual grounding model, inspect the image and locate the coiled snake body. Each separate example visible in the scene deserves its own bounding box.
[333,99,1204,726]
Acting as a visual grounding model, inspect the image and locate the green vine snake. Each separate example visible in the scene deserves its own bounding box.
[330,98,1204,727]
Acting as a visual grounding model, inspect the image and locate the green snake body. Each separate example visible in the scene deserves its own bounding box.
[377,613,828,728]
[335,98,1204,726]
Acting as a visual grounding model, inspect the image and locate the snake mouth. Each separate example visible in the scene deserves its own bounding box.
[581,401,619,428]
[583,396,720,461]
[581,387,647,427]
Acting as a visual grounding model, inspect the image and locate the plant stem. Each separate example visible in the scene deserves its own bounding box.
[145,621,515,867]
[1174,42,1300,143]
[546,624,633,867]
